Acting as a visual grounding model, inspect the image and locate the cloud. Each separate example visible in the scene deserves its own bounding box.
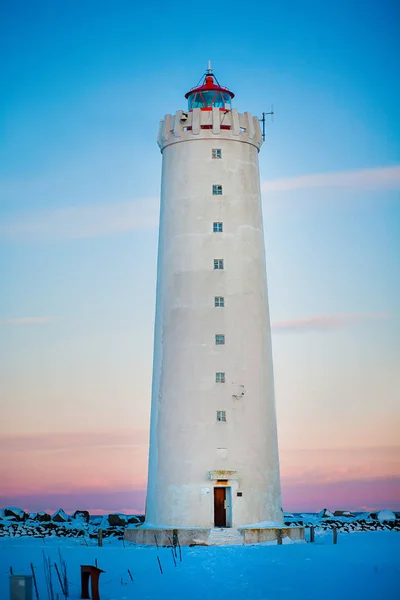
[1,165,398,242]
[0,316,57,326]
[0,489,146,515]
[271,313,391,333]
[0,430,149,496]
[281,476,400,512]
[0,430,147,453]
[0,198,159,241]
[262,165,400,193]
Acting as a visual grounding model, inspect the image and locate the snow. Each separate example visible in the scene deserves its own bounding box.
[52,508,69,522]
[378,509,396,521]
[318,508,334,518]
[0,531,398,599]
[5,507,25,518]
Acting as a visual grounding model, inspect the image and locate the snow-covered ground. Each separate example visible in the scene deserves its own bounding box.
[1,530,399,599]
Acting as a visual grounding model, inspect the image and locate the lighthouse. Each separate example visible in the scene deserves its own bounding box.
[143,65,284,535]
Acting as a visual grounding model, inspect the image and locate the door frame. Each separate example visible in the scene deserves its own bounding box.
[213,485,232,528]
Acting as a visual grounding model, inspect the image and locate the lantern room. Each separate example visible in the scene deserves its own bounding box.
[185,68,234,112]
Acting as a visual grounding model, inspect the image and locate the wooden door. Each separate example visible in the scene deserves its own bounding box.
[214,487,226,527]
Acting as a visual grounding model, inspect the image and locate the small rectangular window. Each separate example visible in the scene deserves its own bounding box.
[212,185,223,195]
[213,222,223,233]
[216,372,225,383]
[214,259,224,270]
[215,334,225,345]
[212,149,222,159]
[214,296,224,307]
[217,410,227,422]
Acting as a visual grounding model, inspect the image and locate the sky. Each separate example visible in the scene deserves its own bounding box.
[0,0,399,515]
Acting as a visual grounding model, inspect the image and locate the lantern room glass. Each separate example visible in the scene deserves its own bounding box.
[188,91,232,111]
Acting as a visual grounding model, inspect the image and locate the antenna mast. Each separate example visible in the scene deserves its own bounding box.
[259,106,274,142]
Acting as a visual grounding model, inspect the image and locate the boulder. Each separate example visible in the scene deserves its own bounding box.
[318,508,334,518]
[5,507,26,522]
[377,509,396,522]
[52,509,69,523]
[127,516,141,524]
[36,512,51,522]
[108,513,128,527]
[333,510,355,518]
[73,510,90,523]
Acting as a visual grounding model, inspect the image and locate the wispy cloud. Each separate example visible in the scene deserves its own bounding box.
[272,313,391,333]
[262,165,400,193]
[1,165,398,242]
[0,198,159,241]
[0,316,57,326]
[0,430,147,453]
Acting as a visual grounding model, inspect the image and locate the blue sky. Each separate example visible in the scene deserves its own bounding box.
[0,0,399,513]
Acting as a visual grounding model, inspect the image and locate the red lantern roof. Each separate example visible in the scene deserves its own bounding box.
[185,67,234,111]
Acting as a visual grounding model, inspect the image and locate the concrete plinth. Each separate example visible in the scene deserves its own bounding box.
[238,525,305,544]
[124,525,305,546]
[124,527,210,546]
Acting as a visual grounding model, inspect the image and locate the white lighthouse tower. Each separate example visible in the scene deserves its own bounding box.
[140,66,285,541]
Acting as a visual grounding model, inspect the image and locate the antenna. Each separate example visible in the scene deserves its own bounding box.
[206,60,213,74]
[259,105,274,142]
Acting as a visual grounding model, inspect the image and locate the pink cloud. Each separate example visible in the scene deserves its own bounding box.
[0,430,149,496]
[282,477,400,513]
[1,431,399,514]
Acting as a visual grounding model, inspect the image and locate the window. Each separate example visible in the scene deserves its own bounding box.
[212,185,223,195]
[214,259,224,270]
[213,222,223,233]
[214,296,224,307]
[187,91,232,111]
[215,334,225,345]
[217,410,227,422]
[215,372,225,383]
[212,149,222,159]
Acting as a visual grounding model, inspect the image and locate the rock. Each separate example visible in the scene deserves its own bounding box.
[52,509,69,523]
[73,510,90,523]
[377,509,396,521]
[108,513,128,527]
[318,508,334,518]
[333,510,355,517]
[36,512,51,522]
[127,516,141,524]
[5,507,27,522]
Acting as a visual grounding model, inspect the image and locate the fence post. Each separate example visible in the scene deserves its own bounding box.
[277,529,283,545]
[310,526,315,543]
[98,529,103,547]
[333,527,338,544]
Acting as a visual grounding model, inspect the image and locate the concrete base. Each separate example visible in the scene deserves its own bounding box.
[238,526,305,544]
[124,525,305,546]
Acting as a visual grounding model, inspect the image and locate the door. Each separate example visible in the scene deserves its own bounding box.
[214,487,226,527]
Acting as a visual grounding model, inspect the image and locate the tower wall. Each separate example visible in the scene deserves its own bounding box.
[145,108,283,527]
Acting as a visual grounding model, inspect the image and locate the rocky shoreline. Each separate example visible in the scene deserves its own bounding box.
[0,507,144,541]
[0,506,398,540]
